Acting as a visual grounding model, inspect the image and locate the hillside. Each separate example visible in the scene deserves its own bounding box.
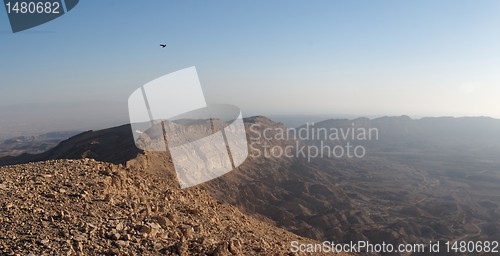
[2,115,500,255]
[0,158,339,255]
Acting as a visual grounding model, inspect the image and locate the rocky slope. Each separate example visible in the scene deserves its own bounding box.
[3,115,500,255]
[0,158,343,255]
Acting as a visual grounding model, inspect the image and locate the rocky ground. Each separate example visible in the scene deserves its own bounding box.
[0,158,343,255]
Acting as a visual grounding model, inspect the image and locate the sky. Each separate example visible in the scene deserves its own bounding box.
[1,0,500,135]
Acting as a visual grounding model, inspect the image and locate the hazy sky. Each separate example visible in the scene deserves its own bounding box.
[1,0,500,135]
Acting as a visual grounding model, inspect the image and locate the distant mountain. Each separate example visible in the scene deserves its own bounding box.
[306,115,500,149]
[0,125,139,166]
[209,116,500,248]
[2,115,500,255]
[0,131,81,158]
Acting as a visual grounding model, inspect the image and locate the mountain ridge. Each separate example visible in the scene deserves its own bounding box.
[2,115,500,255]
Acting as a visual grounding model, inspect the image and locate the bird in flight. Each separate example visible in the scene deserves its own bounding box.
[160,44,167,48]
